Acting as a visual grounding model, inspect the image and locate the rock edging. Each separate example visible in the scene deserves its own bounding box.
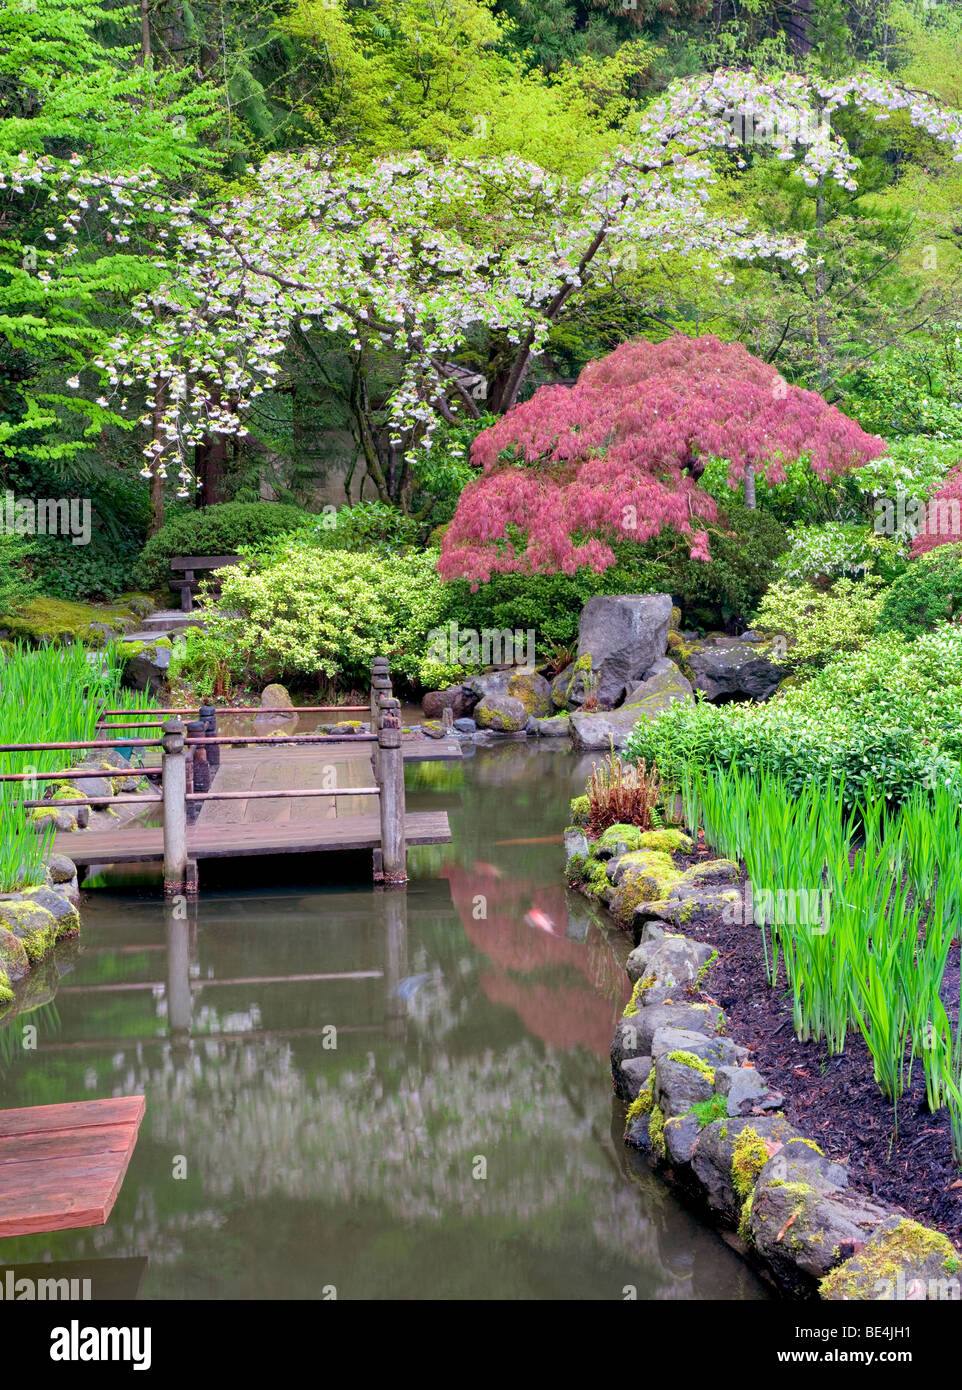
[0,853,81,1012]
[567,827,962,1301]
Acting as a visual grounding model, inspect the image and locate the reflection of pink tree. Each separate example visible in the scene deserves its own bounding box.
[441,863,629,1056]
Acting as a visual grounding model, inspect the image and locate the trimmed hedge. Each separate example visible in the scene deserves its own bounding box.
[135,502,313,591]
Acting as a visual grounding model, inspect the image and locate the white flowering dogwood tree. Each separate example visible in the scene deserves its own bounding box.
[22,66,962,495]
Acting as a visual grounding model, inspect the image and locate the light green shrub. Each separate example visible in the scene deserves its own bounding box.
[185,543,465,688]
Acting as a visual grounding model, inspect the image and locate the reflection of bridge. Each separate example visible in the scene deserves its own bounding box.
[22,885,452,1057]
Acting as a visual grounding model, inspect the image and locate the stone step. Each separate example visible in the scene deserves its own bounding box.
[139,609,205,633]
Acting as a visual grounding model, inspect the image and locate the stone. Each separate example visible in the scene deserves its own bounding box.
[610,1014,651,1084]
[120,641,172,696]
[550,662,592,710]
[618,1055,653,1102]
[630,1001,725,1056]
[633,886,743,936]
[453,717,476,733]
[0,897,59,961]
[623,662,694,714]
[21,885,80,935]
[690,1115,800,1221]
[506,670,552,717]
[649,1027,737,1068]
[757,1138,850,1194]
[750,1182,890,1290]
[664,1112,703,1166]
[421,720,446,739]
[43,854,77,885]
[655,1056,716,1117]
[714,1064,776,1115]
[0,926,29,982]
[686,634,789,703]
[568,706,646,752]
[422,685,472,720]
[261,682,293,707]
[576,594,674,707]
[564,827,589,863]
[626,934,715,987]
[528,714,570,737]
[463,671,516,702]
[820,1215,962,1301]
[473,694,528,733]
[681,858,740,885]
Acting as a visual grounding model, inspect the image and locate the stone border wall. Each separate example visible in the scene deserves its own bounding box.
[567,827,962,1301]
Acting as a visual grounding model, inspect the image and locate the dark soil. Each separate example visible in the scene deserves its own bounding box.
[672,841,962,1247]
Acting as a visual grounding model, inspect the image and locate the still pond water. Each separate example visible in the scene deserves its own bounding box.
[0,742,767,1300]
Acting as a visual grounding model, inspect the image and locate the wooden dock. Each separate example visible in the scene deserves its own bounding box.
[0,1097,145,1238]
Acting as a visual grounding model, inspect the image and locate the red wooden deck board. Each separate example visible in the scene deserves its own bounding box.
[0,1097,145,1238]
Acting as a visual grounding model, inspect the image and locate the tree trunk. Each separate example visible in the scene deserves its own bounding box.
[140,0,152,64]
[194,432,229,506]
[744,463,756,510]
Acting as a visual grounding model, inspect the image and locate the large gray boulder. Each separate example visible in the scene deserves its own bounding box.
[686,635,789,703]
[576,594,673,707]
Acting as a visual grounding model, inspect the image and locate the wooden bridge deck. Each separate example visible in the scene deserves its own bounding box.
[53,811,451,866]
[0,1097,145,1238]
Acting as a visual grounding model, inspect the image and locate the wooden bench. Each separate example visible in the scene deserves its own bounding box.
[170,554,240,612]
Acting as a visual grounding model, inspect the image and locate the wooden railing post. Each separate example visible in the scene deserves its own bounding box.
[377,696,407,885]
[199,705,219,769]
[370,656,392,783]
[161,718,188,898]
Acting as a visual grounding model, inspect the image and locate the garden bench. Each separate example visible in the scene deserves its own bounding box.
[169,554,241,612]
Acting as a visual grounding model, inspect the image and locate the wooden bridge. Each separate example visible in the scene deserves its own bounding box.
[7,658,457,896]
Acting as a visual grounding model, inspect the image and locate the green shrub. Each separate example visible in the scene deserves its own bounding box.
[625,624,962,806]
[753,577,886,670]
[877,544,962,639]
[0,535,38,618]
[182,542,463,689]
[312,500,423,555]
[775,522,907,585]
[649,500,788,630]
[440,556,668,657]
[134,502,313,591]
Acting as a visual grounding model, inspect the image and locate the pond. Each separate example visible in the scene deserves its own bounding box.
[0,742,767,1301]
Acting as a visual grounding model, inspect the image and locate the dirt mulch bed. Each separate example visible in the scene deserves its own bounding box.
[666,844,962,1247]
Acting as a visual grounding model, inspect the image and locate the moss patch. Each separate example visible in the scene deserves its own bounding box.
[732,1126,770,1203]
[668,1050,716,1084]
[820,1218,961,1301]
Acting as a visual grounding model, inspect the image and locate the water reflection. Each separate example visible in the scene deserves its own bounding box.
[0,744,768,1301]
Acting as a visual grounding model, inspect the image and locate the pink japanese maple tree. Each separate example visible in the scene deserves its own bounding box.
[911,467,962,557]
[438,334,886,583]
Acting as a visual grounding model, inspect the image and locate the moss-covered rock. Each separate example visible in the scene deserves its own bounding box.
[474,694,527,733]
[0,925,30,982]
[0,897,59,961]
[607,850,685,927]
[506,670,552,717]
[820,1217,962,1301]
[569,795,590,828]
[2,596,141,646]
